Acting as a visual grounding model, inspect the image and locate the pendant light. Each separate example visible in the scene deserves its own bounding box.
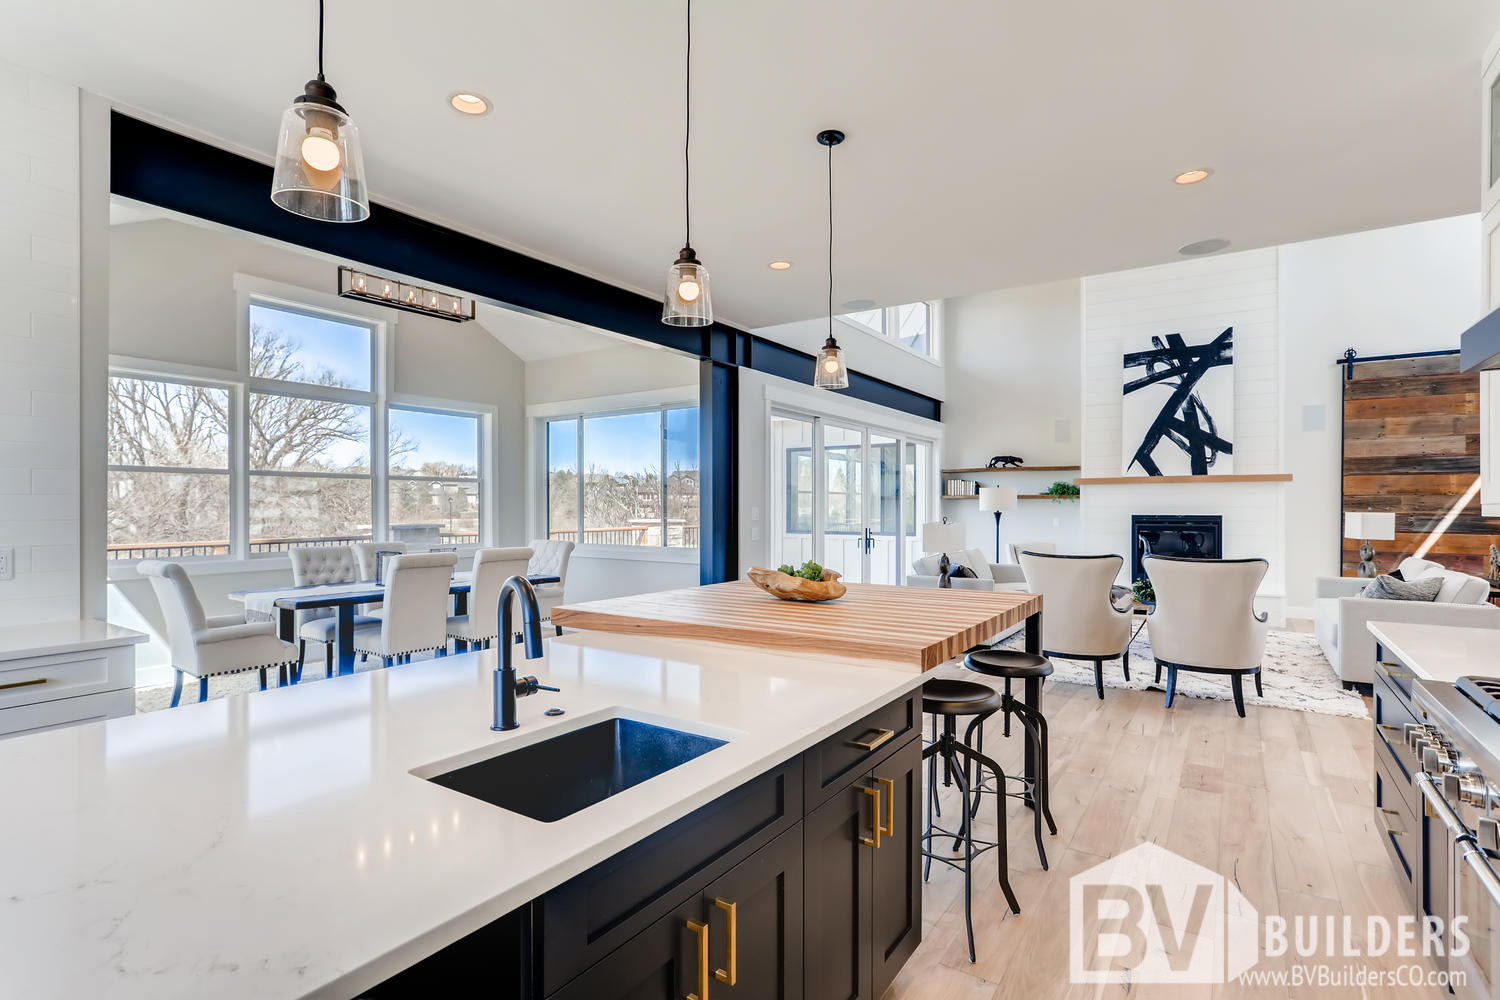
[270,0,370,223]
[662,0,712,326]
[814,129,849,390]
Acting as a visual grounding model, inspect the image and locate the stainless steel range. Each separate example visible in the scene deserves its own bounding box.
[1410,676,1500,998]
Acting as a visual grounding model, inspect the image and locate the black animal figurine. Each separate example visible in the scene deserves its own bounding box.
[987,455,1024,469]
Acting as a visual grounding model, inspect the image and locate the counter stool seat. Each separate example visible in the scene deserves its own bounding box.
[921,676,1019,963]
[964,648,1053,679]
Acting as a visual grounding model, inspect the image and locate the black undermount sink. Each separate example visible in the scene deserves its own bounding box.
[427,717,727,823]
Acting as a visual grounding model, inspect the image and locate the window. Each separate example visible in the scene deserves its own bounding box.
[389,407,481,545]
[837,300,938,358]
[107,376,231,559]
[247,306,374,551]
[545,406,699,548]
[107,283,493,561]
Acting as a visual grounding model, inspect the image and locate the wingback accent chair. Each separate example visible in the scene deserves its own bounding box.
[289,546,378,680]
[1143,555,1268,717]
[527,539,575,628]
[1017,551,1132,699]
[448,547,533,649]
[1008,540,1057,564]
[139,561,298,707]
[351,552,458,666]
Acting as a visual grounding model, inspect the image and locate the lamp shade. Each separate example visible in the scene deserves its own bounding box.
[1344,511,1396,541]
[920,521,965,554]
[270,96,369,223]
[978,486,1018,513]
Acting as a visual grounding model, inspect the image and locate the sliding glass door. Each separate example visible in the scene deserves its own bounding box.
[771,409,934,586]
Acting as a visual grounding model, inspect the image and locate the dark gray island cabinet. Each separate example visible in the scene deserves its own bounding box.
[366,691,922,1000]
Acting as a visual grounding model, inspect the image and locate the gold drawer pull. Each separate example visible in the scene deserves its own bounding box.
[849,727,895,752]
[875,776,895,840]
[713,898,737,985]
[0,677,47,692]
[686,918,709,1000]
[861,785,882,848]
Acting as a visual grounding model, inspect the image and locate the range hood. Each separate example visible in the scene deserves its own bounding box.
[1460,303,1500,371]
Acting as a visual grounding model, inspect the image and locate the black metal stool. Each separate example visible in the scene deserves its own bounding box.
[962,649,1058,871]
[921,677,1020,962]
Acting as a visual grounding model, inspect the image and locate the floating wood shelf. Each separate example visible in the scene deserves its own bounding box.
[1072,474,1294,486]
[943,493,1078,500]
[942,465,1081,474]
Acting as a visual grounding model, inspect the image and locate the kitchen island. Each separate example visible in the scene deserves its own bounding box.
[0,630,926,999]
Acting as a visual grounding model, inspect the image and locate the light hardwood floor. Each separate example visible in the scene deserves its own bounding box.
[888,675,1440,999]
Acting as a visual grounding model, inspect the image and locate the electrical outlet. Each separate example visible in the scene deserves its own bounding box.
[751,506,761,521]
[0,547,12,581]
[751,526,761,541]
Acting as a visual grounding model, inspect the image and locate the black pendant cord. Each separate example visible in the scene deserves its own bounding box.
[826,140,834,341]
[683,0,692,248]
[317,0,326,81]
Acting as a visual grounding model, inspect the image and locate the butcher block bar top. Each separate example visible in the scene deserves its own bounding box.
[551,580,1042,671]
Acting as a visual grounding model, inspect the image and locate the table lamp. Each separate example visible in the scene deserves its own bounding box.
[1344,511,1395,579]
[920,521,965,557]
[978,487,1019,563]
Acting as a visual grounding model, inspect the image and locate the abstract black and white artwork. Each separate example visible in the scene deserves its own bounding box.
[1121,327,1233,476]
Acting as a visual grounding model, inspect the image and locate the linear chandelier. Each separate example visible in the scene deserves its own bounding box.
[337,267,475,322]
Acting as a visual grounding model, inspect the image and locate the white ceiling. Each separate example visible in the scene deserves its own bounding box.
[12,1,1500,329]
[474,303,624,361]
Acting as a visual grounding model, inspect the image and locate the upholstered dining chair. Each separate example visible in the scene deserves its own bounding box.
[527,539,575,634]
[1016,551,1132,699]
[289,546,378,681]
[352,541,408,581]
[447,547,533,650]
[138,561,299,707]
[1143,555,1269,718]
[351,552,459,667]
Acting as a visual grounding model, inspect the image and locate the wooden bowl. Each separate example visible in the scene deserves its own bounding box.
[747,567,847,603]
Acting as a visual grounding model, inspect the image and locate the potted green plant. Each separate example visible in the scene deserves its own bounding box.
[1043,480,1080,501]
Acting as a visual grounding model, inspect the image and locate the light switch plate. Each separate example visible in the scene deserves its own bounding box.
[0,547,12,581]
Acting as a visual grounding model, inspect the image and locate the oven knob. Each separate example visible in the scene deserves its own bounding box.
[1445,772,1463,799]
[1404,723,1424,747]
[1480,818,1500,853]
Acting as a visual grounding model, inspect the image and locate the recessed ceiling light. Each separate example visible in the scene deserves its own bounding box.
[1179,238,1230,256]
[842,298,876,310]
[768,260,792,270]
[1174,168,1212,185]
[450,93,490,115]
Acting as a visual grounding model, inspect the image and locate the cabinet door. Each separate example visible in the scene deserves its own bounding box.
[803,778,876,1000]
[702,825,804,1000]
[549,895,704,1000]
[869,736,922,999]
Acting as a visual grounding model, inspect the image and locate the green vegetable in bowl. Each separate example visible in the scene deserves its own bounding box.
[777,561,827,581]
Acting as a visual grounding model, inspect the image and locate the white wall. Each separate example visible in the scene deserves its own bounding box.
[524,344,699,405]
[940,280,1083,556]
[1280,214,1481,612]
[753,315,945,401]
[0,61,82,627]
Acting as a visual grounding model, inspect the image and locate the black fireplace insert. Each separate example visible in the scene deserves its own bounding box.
[1131,514,1223,582]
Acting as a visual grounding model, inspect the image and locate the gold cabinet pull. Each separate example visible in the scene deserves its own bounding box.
[861,784,882,848]
[849,727,895,752]
[687,918,709,1000]
[0,677,47,692]
[713,898,737,985]
[875,776,895,840]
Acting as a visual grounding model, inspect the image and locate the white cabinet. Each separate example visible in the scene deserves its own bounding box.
[0,621,146,737]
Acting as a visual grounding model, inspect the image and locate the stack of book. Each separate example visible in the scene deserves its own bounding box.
[943,479,979,497]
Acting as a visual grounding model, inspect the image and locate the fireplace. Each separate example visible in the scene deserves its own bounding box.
[1131,514,1223,582]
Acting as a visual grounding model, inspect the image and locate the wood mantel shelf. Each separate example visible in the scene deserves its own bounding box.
[1073,473,1294,485]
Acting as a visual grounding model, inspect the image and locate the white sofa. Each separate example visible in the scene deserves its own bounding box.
[906,546,1027,643]
[1313,556,1500,685]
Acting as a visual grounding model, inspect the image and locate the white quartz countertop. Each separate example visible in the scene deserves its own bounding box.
[0,618,146,661]
[0,631,923,1000]
[1366,621,1500,684]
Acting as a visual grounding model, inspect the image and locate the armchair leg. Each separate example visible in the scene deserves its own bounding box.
[1163,664,1177,709]
[169,669,184,708]
[198,676,208,703]
[1254,670,1263,698]
[1093,660,1104,700]
[1121,648,1130,682]
[1154,661,1162,685]
[1230,672,1246,718]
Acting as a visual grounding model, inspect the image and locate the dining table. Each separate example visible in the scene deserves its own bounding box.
[228,573,560,677]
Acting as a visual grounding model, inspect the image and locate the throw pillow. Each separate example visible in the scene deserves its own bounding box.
[1361,574,1442,602]
[949,565,977,579]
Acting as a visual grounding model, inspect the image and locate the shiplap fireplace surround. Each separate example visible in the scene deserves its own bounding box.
[1081,249,1290,625]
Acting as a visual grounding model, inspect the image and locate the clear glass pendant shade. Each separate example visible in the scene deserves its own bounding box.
[662,249,712,326]
[271,98,370,223]
[814,336,849,390]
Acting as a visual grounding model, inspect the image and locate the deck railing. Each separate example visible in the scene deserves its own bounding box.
[106,532,480,560]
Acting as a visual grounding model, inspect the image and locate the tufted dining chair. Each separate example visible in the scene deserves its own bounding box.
[447,547,533,650]
[1143,555,1270,717]
[351,552,459,666]
[527,539,575,633]
[352,541,408,582]
[289,546,378,681]
[139,561,299,707]
[1017,551,1133,699]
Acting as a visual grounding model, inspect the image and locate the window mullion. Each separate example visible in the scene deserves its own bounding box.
[660,408,668,548]
[575,417,585,546]
[231,383,249,559]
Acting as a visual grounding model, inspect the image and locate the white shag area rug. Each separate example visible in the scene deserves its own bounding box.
[996,627,1368,719]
